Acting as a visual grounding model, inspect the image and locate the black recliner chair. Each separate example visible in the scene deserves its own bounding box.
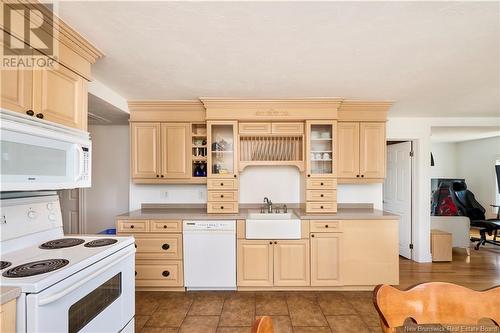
[450,181,500,250]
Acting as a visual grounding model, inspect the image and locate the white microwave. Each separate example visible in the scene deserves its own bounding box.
[0,109,91,191]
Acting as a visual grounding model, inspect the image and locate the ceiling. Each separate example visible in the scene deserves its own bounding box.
[57,1,499,117]
[431,126,500,143]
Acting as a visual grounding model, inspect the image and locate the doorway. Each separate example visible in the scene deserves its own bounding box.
[58,189,83,234]
[383,141,414,259]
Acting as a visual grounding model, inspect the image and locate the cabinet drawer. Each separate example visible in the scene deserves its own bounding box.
[117,220,149,233]
[306,178,337,190]
[207,202,238,214]
[150,220,182,233]
[272,122,304,134]
[208,190,238,202]
[239,122,271,134]
[135,260,183,287]
[135,235,182,260]
[310,220,341,232]
[207,179,238,190]
[306,190,337,202]
[306,202,338,213]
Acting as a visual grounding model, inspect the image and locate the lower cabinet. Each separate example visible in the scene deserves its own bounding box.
[310,233,342,286]
[0,298,16,333]
[116,219,184,290]
[237,239,310,287]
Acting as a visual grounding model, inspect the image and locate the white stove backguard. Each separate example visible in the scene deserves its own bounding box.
[0,193,64,254]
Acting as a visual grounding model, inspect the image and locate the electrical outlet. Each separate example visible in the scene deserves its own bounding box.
[164,191,168,198]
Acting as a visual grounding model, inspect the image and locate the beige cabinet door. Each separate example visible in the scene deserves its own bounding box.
[337,122,360,178]
[273,240,310,286]
[33,63,87,130]
[207,121,238,178]
[306,120,336,178]
[237,240,273,287]
[131,123,161,179]
[310,233,342,286]
[160,123,190,178]
[359,122,386,179]
[1,67,33,115]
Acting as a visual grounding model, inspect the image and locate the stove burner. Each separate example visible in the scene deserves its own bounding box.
[40,238,85,249]
[84,238,118,248]
[2,259,69,278]
[0,261,12,270]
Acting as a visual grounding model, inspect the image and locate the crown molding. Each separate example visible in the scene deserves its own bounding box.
[338,100,394,121]
[128,100,206,122]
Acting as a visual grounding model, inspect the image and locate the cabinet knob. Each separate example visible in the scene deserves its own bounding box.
[220,194,224,198]
[162,243,170,250]
[320,194,324,197]
[320,182,324,186]
[274,241,277,244]
[26,110,34,116]
[134,243,137,248]
[163,225,167,229]
[35,113,44,119]
[161,175,164,178]
[234,175,237,178]
[269,241,273,245]
[156,175,160,178]
[311,234,315,238]
[130,225,134,229]
[162,270,170,277]
[320,206,324,209]
[135,271,137,276]
[325,224,329,228]
[361,175,364,178]
[307,174,311,177]
[356,175,360,178]
[220,182,224,186]
[220,206,224,209]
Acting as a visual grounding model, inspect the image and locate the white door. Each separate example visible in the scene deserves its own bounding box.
[58,189,80,234]
[383,141,412,259]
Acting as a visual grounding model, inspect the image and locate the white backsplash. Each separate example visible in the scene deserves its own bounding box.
[129,166,383,210]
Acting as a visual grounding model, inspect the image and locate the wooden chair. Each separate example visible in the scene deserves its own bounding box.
[373,282,500,333]
[251,316,274,333]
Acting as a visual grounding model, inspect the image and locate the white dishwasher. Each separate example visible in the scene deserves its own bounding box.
[183,220,236,290]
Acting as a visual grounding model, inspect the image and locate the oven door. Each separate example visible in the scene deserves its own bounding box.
[26,246,135,333]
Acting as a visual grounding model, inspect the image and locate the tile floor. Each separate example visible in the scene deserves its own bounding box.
[135,290,381,333]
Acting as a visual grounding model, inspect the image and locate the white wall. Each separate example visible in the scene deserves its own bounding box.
[84,125,130,233]
[129,183,206,210]
[430,142,458,178]
[456,136,500,218]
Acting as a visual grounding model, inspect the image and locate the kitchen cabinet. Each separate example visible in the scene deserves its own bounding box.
[237,240,274,287]
[33,62,87,130]
[342,219,399,285]
[116,219,185,290]
[131,122,191,180]
[207,121,239,213]
[310,233,342,286]
[273,240,310,286]
[160,123,191,179]
[0,298,16,333]
[237,239,310,287]
[337,122,386,181]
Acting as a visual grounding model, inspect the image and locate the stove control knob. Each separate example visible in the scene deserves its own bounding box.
[48,213,56,221]
[27,210,37,219]
[47,203,55,210]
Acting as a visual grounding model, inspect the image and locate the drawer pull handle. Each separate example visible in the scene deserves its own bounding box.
[162,270,170,277]
[130,225,134,229]
[163,225,167,229]
[162,243,170,250]
[26,110,34,116]
[320,194,324,197]
[320,182,324,186]
[134,243,137,248]
[220,206,224,209]
[135,271,137,276]
[320,206,324,209]
[220,194,224,198]
[220,182,224,186]
[325,224,329,228]
[36,113,44,119]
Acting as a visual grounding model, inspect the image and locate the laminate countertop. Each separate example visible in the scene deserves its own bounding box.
[0,286,21,305]
[117,207,399,221]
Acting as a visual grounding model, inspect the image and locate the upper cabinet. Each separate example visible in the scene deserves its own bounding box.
[0,3,103,131]
[305,120,336,177]
[207,121,238,179]
[131,122,191,180]
[337,122,386,181]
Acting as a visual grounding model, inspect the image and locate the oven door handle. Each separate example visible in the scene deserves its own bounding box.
[38,250,133,306]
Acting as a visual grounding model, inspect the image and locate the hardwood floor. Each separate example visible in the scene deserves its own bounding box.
[399,243,500,290]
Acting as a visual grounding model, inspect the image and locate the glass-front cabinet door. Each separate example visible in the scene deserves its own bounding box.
[207,121,238,178]
[306,120,336,177]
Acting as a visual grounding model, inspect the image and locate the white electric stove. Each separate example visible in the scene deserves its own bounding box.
[0,192,135,333]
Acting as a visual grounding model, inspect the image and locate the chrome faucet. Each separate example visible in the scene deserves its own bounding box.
[263,197,273,213]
